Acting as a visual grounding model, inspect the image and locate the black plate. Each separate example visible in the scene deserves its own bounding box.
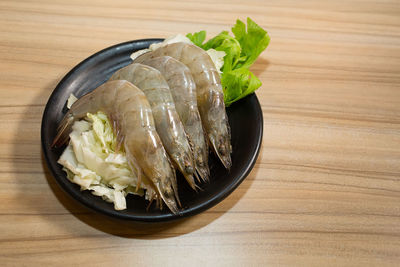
[41,39,263,222]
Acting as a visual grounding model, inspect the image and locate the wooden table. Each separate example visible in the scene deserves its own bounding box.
[1,0,399,265]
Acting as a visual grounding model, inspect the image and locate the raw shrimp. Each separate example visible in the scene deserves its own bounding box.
[140,56,210,182]
[109,64,198,190]
[135,42,232,169]
[52,80,180,214]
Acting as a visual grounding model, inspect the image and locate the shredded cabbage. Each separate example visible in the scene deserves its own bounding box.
[130,34,226,74]
[148,34,193,51]
[58,111,147,210]
[67,94,78,109]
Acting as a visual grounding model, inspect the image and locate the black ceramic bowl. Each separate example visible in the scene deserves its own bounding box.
[41,39,263,222]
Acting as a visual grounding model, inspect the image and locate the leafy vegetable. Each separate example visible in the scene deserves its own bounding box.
[187,18,270,106]
[186,30,206,47]
[58,111,146,210]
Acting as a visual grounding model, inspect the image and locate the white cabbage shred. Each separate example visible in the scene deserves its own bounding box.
[130,34,226,73]
[58,111,148,210]
[206,49,226,73]
[67,94,78,109]
[148,34,193,51]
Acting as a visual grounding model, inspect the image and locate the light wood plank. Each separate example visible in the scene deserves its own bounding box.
[1,0,400,266]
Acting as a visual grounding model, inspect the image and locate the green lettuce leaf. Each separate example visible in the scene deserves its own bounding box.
[186,30,206,47]
[187,18,269,107]
[232,18,270,69]
[202,31,241,73]
[222,68,262,106]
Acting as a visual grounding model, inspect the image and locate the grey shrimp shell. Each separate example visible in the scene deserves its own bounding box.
[109,63,198,190]
[139,56,210,182]
[53,80,180,214]
[135,42,232,169]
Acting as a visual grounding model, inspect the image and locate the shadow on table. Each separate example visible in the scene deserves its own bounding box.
[41,152,259,238]
[14,76,260,239]
[252,57,270,77]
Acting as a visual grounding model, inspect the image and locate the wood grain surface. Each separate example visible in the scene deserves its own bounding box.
[1,0,400,266]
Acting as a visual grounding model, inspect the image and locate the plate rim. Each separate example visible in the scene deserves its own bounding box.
[41,39,263,222]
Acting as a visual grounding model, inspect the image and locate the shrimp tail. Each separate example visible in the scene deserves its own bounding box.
[167,157,182,207]
[152,157,181,214]
[185,123,209,183]
[197,166,210,183]
[182,172,197,191]
[209,94,232,170]
[155,182,179,214]
[193,169,201,183]
[195,154,210,183]
[192,124,210,182]
[52,112,75,147]
[209,134,232,170]
[52,82,110,148]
